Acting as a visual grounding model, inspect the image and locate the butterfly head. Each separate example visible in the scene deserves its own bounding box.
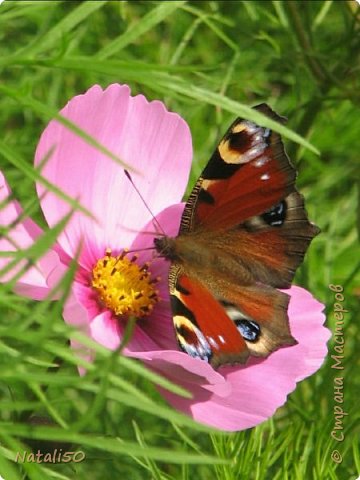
[154,236,178,261]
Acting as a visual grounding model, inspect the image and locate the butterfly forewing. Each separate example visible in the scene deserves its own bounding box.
[181,104,297,233]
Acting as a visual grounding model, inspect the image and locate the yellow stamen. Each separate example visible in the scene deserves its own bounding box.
[91,248,159,317]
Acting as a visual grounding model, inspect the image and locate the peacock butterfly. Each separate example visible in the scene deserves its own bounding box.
[154,104,319,369]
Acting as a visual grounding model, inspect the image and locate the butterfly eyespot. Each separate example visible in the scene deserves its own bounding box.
[228,130,253,153]
[222,302,260,342]
[235,319,261,342]
[261,200,287,227]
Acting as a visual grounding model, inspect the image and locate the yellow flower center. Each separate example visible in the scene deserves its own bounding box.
[91,248,159,317]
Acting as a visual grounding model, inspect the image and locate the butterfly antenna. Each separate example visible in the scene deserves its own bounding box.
[120,224,164,237]
[124,170,166,236]
[126,246,156,255]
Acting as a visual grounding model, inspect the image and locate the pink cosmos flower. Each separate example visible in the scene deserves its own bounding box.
[0,84,330,431]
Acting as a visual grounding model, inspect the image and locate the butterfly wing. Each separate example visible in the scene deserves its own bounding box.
[182,104,295,231]
[169,267,249,367]
[169,104,318,367]
[169,266,296,368]
[181,104,319,288]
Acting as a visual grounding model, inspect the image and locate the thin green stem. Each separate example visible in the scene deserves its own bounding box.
[285,1,327,85]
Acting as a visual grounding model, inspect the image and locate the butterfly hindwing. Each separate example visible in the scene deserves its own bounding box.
[169,266,296,367]
[169,266,249,368]
[212,279,296,357]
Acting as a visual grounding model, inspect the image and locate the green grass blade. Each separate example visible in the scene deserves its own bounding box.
[96,1,187,59]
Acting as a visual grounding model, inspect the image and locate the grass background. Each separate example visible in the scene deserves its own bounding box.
[0,1,359,479]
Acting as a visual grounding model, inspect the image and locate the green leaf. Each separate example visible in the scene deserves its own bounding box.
[15,1,107,58]
[96,1,187,59]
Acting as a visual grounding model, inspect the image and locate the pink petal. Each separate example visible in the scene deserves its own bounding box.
[135,300,178,351]
[62,287,95,376]
[157,286,329,431]
[89,310,122,350]
[0,171,61,300]
[35,84,192,271]
[63,284,93,330]
[130,350,232,398]
[129,203,184,350]
[284,286,331,380]
[89,310,164,353]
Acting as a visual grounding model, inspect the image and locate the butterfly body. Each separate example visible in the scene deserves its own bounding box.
[155,231,257,286]
[154,104,319,369]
